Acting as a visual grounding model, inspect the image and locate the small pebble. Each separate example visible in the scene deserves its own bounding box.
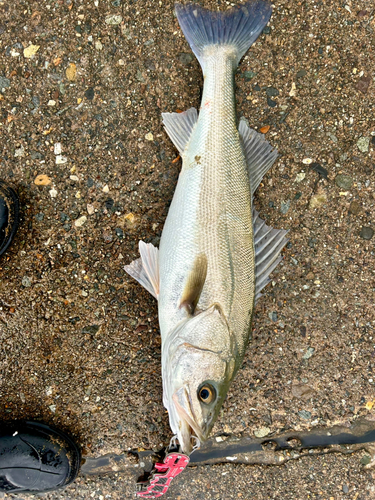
[49,187,58,198]
[66,63,77,82]
[265,87,279,97]
[302,347,315,360]
[357,136,370,153]
[360,455,371,465]
[105,14,123,25]
[54,143,62,155]
[23,44,40,58]
[56,155,68,165]
[335,174,353,189]
[102,184,109,193]
[302,158,312,165]
[360,227,373,240]
[14,146,25,157]
[291,383,315,399]
[268,311,278,322]
[267,97,277,107]
[22,276,32,287]
[75,215,87,227]
[254,427,271,438]
[349,201,361,215]
[342,484,349,494]
[309,193,327,209]
[145,132,154,141]
[0,76,11,90]
[47,100,56,106]
[34,174,51,186]
[243,70,256,81]
[280,200,291,214]
[356,75,371,94]
[85,87,95,100]
[294,172,305,183]
[87,204,95,215]
[298,410,311,420]
[289,82,297,97]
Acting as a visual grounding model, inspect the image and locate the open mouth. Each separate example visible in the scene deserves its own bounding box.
[172,386,204,452]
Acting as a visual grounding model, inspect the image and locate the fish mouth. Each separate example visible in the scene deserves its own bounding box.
[172,386,205,453]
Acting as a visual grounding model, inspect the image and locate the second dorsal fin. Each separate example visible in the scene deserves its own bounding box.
[162,107,198,154]
[239,117,278,197]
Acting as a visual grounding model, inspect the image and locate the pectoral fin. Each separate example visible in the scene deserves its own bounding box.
[124,241,159,299]
[179,253,208,314]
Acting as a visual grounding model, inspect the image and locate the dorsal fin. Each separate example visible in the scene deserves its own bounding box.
[162,107,198,154]
[239,117,278,197]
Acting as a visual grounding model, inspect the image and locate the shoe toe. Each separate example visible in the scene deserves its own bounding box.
[0,421,81,493]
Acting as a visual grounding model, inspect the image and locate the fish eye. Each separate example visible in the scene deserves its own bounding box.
[198,384,216,404]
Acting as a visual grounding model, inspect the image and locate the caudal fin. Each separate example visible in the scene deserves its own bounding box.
[175,0,272,70]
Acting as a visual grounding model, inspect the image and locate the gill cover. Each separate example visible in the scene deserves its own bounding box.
[162,305,237,453]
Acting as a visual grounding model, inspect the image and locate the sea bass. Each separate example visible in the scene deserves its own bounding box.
[125,0,288,455]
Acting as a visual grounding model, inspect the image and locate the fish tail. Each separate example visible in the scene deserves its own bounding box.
[175,0,272,70]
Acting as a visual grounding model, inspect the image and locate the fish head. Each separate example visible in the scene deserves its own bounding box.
[162,304,237,454]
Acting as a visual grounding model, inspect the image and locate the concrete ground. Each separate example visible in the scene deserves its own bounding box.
[0,0,374,498]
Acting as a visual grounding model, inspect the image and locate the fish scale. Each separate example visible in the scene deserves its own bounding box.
[125,0,288,458]
[160,49,254,348]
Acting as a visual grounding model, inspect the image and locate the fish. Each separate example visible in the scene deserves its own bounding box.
[125,0,288,455]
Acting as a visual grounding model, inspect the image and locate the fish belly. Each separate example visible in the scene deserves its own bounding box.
[158,52,255,357]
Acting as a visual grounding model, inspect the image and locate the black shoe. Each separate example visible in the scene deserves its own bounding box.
[0,180,20,257]
[0,421,81,494]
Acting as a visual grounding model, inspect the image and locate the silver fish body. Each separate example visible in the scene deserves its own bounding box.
[159,47,253,357]
[125,0,288,454]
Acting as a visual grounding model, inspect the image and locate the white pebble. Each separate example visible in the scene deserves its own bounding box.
[145,132,154,141]
[75,215,87,227]
[49,187,58,198]
[302,158,313,164]
[289,82,297,97]
[54,143,62,155]
[294,172,306,182]
[55,155,67,164]
[102,184,109,193]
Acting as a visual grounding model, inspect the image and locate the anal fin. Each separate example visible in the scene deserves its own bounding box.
[254,207,288,303]
[124,241,159,300]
